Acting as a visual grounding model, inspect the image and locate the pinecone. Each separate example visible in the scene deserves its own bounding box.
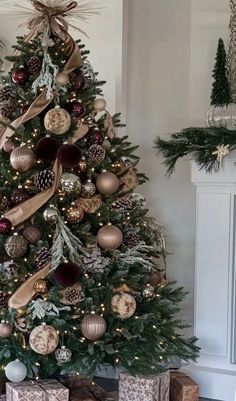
[0,85,14,102]
[0,291,9,308]
[28,56,43,75]
[35,247,51,270]
[34,170,55,191]
[112,198,133,211]
[82,245,109,274]
[123,229,140,247]
[88,144,106,163]
[0,103,14,119]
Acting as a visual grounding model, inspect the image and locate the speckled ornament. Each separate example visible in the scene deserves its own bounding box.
[60,173,82,194]
[82,180,96,197]
[97,224,123,250]
[67,206,84,224]
[81,313,107,341]
[111,293,136,319]
[0,218,12,234]
[5,234,28,258]
[10,145,36,172]
[29,324,59,355]
[44,107,71,135]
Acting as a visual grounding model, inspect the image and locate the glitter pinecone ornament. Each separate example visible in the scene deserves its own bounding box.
[35,248,51,270]
[123,229,140,247]
[88,144,106,164]
[112,198,133,212]
[0,291,9,308]
[82,245,109,274]
[34,169,55,191]
[0,85,14,102]
[0,104,14,119]
[28,56,42,75]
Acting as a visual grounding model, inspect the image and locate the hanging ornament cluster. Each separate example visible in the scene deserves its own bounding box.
[111,293,136,319]
[96,171,119,196]
[35,248,51,270]
[55,346,72,363]
[88,144,106,163]
[12,66,28,86]
[97,224,123,250]
[44,106,71,135]
[5,359,27,383]
[60,173,82,194]
[35,137,60,161]
[81,313,107,341]
[5,234,28,258]
[11,188,30,205]
[23,226,41,244]
[59,283,82,305]
[10,145,36,173]
[0,218,12,234]
[57,144,81,168]
[54,261,82,288]
[0,320,12,338]
[34,169,55,191]
[67,205,84,224]
[29,323,59,355]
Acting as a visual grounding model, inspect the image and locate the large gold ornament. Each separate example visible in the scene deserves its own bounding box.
[67,206,84,224]
[5,234,28,258]
[10,145,36,172]
[29,323,59,355]
[81,313,107,341]
[97,224,123,250]
[44,106,71,135]
[111,293,136,319]
[96,171,119,196]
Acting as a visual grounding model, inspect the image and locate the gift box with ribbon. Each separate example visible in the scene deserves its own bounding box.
[6,379,69,401]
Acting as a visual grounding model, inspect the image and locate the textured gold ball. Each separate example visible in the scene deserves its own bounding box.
[10,145,36,172]
[96,171,119,196]
[29,324,59,355]
[43,206,59,224]
[44,107,71,135]
[56,72,70,86]
[94,98,107,112]
[33,279,48,295]
[5,234,28,258]
[16,306,27,318]
[67,206,84,224]
[81,313,107,341]
[111,293,136,319]
[23,226,41,244]
[97,224,123,250]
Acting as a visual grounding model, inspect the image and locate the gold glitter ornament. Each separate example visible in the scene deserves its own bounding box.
[67,206,84,224]
[44,106,71,135]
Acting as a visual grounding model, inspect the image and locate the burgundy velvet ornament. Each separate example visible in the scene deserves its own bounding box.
[54,261,81,288]
[11,188,30,205]
[0,218,12,234]
[71,101,85,117]
[12,66,28,86]
[35,137,60,161]
[57,144,81,168]
[92,130,104,145]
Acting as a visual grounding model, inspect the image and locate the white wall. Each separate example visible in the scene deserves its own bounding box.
[126,0,195,330]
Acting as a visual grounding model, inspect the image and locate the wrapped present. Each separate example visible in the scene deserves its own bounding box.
[6,379,69,401]
[119,371,170,401]
[59,377,107,401]
[170,371,199,401]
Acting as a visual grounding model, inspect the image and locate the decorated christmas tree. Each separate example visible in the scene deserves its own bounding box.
[0,0,199,382]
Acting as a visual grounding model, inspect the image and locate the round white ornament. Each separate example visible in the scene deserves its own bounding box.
[29,324,59,355]
[5,359,27,382]
[111,293,136,319]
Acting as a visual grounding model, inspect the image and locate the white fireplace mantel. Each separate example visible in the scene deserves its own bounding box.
[185,157,236,401]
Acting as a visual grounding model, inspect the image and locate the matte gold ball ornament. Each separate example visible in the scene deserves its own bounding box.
[29,323,59,355]
[44,106,71,135]
[67,205,84,224]
[111,293,136,319]
[0,320,12,338]
[10,145,36,172]
[33,279,48,295]
[96,171,119,196]
[97,224,123,250]
[81,312,107,341]
[5,233,28,258]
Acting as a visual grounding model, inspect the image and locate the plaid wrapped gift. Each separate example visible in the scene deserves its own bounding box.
[119,372,170,401]
[170,371,199,401]
[6,379,69,401]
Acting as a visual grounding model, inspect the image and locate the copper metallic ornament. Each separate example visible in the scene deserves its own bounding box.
[33,279,48,295]
[10,145,36,173]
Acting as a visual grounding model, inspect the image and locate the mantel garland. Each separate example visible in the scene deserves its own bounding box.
[154,126,236,176]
